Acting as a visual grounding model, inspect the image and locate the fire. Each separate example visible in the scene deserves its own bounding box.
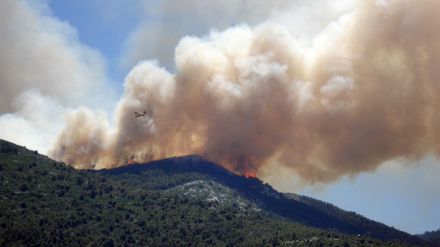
[236,156,258,178]
[244,170,257,178]
[128,156,136,165]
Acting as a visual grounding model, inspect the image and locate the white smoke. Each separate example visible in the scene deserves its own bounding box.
[0,0,114,153]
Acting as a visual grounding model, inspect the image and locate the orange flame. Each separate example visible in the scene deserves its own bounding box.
[243,170,257,178]
[233,156,258,178]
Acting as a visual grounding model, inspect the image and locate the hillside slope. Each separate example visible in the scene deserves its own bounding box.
[100,155,422,245]
[0,139,424,246]
[283,193,422,244]
[418,229,440,247]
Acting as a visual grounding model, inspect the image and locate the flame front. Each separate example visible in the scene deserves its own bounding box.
[128,156,136,165]
[244,170,257,179]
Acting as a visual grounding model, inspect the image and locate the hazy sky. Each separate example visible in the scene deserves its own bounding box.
[0,0,439,234]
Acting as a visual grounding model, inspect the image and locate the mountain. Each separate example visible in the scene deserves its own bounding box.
[98,155,423,245]
[0,139,426,246]
[418,229,440,247]
[282,193,421,244]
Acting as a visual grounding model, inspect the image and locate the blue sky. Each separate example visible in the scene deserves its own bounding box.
[300,157,440,234]
[1,0,438,235]
[49,0,142,86]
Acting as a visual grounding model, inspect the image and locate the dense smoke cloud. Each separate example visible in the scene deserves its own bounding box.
[0,0,108,113]
[0,0,113,153]
[122,0,355,69]
[51,0,440,182]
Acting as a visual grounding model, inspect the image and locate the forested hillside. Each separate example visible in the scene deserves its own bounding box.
[418,229,440,247]
[0,139,422,246]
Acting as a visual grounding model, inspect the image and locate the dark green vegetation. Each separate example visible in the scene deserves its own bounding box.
[283,194,422,244]
[418,229,440,247]
[0,139,427,246]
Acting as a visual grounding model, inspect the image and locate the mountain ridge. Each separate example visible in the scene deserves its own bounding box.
[0,139,428,246]
[98,154,423,245]
[418,229,440,247]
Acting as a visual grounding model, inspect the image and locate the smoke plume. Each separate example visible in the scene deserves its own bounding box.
[0,0,113,153]
[51,0,440,183]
